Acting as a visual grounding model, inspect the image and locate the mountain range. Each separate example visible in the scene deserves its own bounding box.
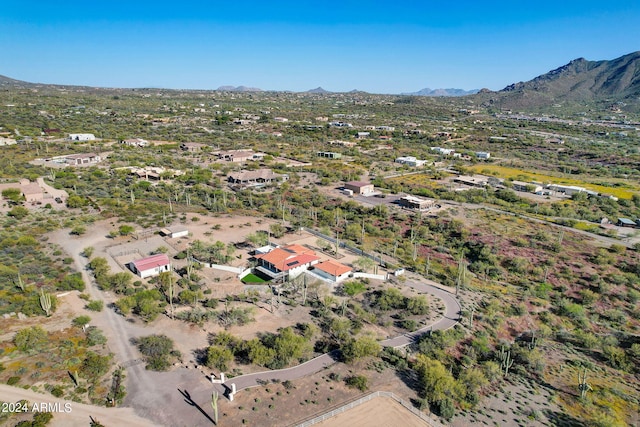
[2,51,639,110]
[402,88,480,97]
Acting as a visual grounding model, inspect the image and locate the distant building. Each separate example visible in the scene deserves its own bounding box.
[121,138,149,147]
[180,142,206,152]
[356,132,370,139]
[129,254,171,279]
[22,182,43,202]
[511,181,543,193]
[395,156,427,167]
[617,218,638,228]
[68,133,96,141]
[227,169,288,189]
[431,146,455,156]
[0,137,17,146]
[454,175,488,187]
[475,151,491,159]
[65,153,102,165]
[216,149,263,163]
[546,184,586,196]
[398,195,435,211]
[160,227,189,238]
[317,151,342,159]
[329,121,352,128]
[344,181,374,195]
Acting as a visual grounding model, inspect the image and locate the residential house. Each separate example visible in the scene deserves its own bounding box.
[68,133,96,141]
[317,151,342,159]
[216,150,263,163]
[180,142,206,152]
[398,195,435,211]
[65,153,102,165]
[431,147,456,156]
[254,245,320,281]
[395,156,427,167]
[227,169,288,189]
[454,175,488,188]
[21,182,44,203]
[121,138,149,147]
[475,151,491,159]
[129,254,171,279]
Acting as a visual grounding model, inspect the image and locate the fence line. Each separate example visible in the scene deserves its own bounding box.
[301,227,386,266]
[293,391,446,427]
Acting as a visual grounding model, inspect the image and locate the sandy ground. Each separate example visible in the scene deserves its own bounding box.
[315,396,432,427]
[0,384,154,427]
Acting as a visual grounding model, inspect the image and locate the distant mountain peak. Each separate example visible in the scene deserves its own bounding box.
[216,85,262,92]
[498,51,640,106]
[306,87,330,93]
[403,88,479,97]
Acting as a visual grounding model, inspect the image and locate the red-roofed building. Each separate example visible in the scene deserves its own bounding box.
[312,260,352,283]
[254,245,319,281]
[129,254,171,279]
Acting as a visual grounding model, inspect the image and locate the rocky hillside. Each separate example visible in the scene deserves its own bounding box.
[480,51,640,111]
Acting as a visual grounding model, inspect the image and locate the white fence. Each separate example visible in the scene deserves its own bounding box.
[190,256,244,274]
[294,391,446,427]
[352,272,387,280]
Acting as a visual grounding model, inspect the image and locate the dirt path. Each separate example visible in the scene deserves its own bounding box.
[0,384,154,427]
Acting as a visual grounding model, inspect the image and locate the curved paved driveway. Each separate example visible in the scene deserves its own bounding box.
[221,278,461,393]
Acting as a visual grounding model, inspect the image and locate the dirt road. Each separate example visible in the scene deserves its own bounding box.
[0,384,153,427]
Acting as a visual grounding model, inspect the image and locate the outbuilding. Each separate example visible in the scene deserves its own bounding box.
[344,181,374,196]
[129,254,171,279]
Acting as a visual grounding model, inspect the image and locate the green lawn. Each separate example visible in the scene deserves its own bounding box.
[241,273,268,283]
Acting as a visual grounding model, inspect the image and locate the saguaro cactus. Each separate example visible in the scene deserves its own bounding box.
[578,368,592,398]
[16,274,25,292]
[499,346,514,377]
[40,290,52,316]
[211,391,219,424]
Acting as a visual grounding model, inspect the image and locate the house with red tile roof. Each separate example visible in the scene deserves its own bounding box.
[129,254,171,279]
[311,260,352,283]
[254,244,319,281]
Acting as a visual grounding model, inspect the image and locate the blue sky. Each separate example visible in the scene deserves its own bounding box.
[2,1,639,93]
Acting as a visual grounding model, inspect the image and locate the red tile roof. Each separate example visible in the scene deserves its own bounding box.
[255,245,319,272]
[314,260,352,277]
[131,254,170,272]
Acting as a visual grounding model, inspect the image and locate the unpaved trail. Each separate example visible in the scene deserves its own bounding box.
[0,384,154,427]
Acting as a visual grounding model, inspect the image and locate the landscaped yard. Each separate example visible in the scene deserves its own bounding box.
[242,273,269,284]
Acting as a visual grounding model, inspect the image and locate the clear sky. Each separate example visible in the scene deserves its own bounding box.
[2,1,639,93]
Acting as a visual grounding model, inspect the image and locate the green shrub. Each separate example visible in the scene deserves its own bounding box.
[345,375,368,391]
[7,376,20,385]
[86,300,104,312]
